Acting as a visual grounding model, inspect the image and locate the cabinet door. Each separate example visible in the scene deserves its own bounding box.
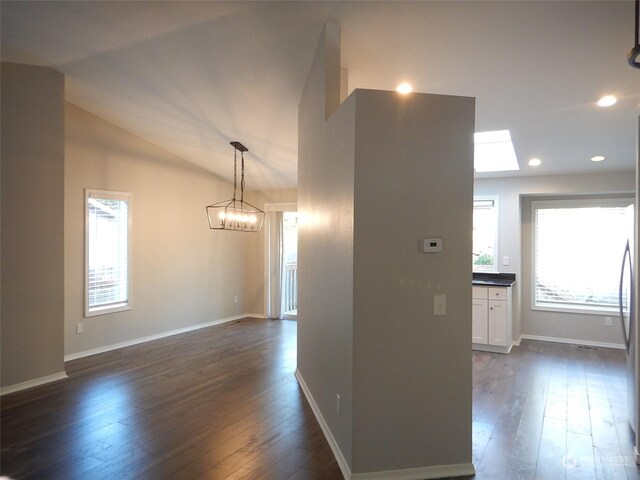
[472,299,488,344]
[488,300,508,346]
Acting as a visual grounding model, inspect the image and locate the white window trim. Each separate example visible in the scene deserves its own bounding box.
[531,197,633,316]
[473,196,499,273]
[85,189,133,317]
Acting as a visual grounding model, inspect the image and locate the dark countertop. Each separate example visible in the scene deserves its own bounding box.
[473,272,516,287]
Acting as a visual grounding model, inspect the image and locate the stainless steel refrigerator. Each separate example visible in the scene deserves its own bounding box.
[620,217,636,435]
[624,114,640,453]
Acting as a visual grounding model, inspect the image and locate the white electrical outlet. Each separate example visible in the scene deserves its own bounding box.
[76,323,84,334]
[503,256,510,266]
[605,316,612,327]
[234,295,239,304]
[336,394,341,415]
[434,295,446,316]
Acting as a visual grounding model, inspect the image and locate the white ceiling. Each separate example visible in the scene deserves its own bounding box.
[2,1,639,190]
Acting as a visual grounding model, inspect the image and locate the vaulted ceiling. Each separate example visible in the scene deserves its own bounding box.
[2,1,638,190]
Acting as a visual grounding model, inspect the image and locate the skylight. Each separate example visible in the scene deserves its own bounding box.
[474,130,520,173]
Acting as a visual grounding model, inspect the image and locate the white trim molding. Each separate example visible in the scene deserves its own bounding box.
[295,369,351,478]
[294,369,475,480]
[1,371,68,396]
[521,334,624,350]
[634,446,640,464]
[351,463,475,480]
[65,314,259,362]
[512,335,523,346]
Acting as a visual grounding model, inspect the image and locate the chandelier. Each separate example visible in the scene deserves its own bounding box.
[206,141,265,232]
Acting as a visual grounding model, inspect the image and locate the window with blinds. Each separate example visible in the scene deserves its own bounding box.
[85,189,132,317]
[533,199,633,313]
[473,197,498,272]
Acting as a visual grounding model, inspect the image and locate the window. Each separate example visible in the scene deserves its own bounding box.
[533,198,633,314]
[473,198,498,272]
[85,189,132,317]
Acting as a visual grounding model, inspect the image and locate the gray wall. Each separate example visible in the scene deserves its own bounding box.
[475,172,634,345]
[298,25,475,475]
[1,62,66,387]
[297,23,356,466]
[351,89,475,472]
[64,103,272,356]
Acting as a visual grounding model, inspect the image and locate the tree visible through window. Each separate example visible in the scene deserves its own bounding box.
[85,189,132,317]
[533,199,633,313]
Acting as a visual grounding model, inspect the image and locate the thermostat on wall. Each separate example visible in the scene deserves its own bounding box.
[422,238,442,253]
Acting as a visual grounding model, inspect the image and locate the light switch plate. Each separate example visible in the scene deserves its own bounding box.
[422,238,443,253]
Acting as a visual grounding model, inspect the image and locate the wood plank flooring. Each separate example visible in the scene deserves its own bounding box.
[469,340,640,480]
[1,319,342,480]
[1,318,640,479]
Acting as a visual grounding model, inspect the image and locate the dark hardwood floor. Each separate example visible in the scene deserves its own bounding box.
[470,340,640,480]
[1,319,342,480]
[1,318,640,479]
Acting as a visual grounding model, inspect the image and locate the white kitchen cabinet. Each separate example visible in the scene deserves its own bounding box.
[472,294,488,344]
[472,286,513,353]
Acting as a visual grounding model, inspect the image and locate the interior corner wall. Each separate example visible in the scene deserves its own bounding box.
[475,172,635,345]
[298,24,475,476]
[1,62,66,387]
[352,89,475,473]
[64,103,265,356]
[297,25,356,468]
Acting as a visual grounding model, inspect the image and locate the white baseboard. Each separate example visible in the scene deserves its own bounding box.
[1,371,68,396]
[635,445,640,464]
[521,334,625,350]
[294,369,352,479]
[512,335,523,346]
[351,463,475,480]
[65,314,260,361]
[294,369,475,480]
[473,343,512,354]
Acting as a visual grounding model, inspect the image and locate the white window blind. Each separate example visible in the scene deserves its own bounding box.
[473,198,498,272]
[86,190,132,316]
[533,199,633,312]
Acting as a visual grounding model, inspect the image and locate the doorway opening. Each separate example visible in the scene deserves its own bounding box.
[282,211,298,318]
[265,203,297,320]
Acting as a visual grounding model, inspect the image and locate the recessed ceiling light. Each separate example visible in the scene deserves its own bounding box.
[474,130,520,172]
[597,95,617,107]
[591,155,606,162]
[528,158,542,167]
[396,83,413,94]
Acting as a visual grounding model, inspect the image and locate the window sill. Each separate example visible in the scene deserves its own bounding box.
[532,303,618,317]
[85,303,131,318]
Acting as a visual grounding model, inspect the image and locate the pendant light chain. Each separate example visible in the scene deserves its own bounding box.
[240,150,245,203]
[232,148,238,202]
